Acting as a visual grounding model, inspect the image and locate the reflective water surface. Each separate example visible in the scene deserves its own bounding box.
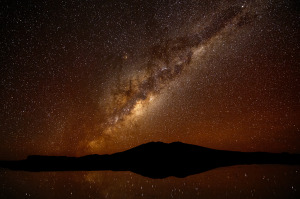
[0,165,299,199]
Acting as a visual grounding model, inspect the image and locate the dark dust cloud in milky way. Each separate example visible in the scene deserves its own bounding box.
[0,0,299,159]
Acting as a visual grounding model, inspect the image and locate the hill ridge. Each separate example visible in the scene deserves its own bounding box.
[1,141,299,179]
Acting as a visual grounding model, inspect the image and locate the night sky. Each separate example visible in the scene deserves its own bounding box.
[1,0,299,160]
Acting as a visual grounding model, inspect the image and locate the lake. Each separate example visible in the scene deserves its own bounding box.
[0,165,299,198]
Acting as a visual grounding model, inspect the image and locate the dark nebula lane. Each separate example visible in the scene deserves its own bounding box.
[90,2,275,151]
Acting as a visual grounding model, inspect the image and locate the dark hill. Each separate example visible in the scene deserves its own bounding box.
[1,142,300,179]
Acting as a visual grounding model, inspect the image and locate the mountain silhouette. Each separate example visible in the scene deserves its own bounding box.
[1,142,300,178]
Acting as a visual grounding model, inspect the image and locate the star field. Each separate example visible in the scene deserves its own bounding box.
[0,0,299,160]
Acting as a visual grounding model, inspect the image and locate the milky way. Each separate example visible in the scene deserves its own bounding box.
[89,3,262,150]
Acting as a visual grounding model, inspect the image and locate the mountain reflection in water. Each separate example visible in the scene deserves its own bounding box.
[0,165,299,199]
